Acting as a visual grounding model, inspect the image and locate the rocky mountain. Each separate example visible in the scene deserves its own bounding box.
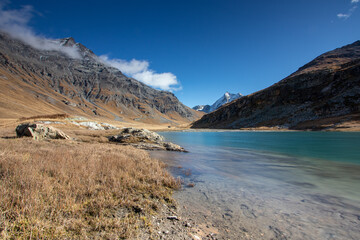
[0,32,201,124]
[192,41,360,130]
[193,92,243,113]
[192,105,211,113]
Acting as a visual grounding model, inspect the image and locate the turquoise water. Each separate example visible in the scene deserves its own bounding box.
[151,131,360,239]
[159,131,360,164]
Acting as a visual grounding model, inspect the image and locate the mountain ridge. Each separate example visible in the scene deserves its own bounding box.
[191,40,360,130]
[0,32,202,124]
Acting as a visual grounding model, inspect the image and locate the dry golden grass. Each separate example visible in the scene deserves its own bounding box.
[18,114,70,122]
[0,138,179,239]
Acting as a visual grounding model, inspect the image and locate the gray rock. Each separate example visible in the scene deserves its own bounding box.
[78,121,105,130]
[167,216,179,220]
[108,127,186,152]
[16,123,71,140]
[109,127,164,143]
[101,123,119,130]
[162,142,186,152]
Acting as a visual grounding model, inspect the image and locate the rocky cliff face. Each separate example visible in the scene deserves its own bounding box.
[0,32,200,124]
[192,41,360,130]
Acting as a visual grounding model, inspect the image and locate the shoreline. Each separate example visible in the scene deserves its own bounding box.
[0,125,202,239]
[155,126,360,132]
[1,120,360,239]
[156,128,298,132]
[154,120,360,132]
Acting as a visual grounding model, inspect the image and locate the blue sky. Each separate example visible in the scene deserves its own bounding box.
[1,0,360,107]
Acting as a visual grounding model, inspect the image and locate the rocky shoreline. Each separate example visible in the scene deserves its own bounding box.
[14,123,187,152]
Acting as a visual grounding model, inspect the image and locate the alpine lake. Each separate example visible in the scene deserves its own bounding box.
[151,131,360,240]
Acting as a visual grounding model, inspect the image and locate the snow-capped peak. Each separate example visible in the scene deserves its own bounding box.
[192,92,243,113]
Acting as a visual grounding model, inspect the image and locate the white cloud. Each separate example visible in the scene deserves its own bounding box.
[337,13,350,19]
[99,57,149,75]
[0,2,181,91]
[337,1,358,19]
[133,71,180,91]
[0,2,81,58]
[100,55,181,91]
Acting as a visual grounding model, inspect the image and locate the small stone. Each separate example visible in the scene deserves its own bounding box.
[167,215,179,220]
[193,234,201,240]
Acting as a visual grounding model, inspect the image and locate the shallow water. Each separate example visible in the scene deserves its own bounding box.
[151,131,360,240]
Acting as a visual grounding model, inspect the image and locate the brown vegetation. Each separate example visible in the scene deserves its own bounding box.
[0,138,180,239]
[18,114,70,122]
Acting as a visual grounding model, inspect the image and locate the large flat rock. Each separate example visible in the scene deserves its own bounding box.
[108,127,186,152]
[16,123,71,140]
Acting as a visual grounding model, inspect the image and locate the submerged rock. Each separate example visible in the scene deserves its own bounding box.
[108,127,186,152]
[16,123,71,140]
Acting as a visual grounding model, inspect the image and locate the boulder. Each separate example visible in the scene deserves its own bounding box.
[162,142,186,152]
[16,123,71,140]
[109,127,164,143]
[108,127,186,152]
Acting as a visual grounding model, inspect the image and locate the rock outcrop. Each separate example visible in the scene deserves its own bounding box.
[108,128,186,152]
[16,123,71,140]
[192,41,360,130]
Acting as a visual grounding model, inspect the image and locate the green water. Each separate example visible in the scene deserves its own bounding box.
[151,131,360,239]
[159,131,360,164]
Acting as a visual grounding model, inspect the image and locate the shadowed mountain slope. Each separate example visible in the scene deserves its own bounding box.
[192,41,360,130]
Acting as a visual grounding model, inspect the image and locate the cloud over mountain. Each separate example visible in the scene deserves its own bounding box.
[100,56,181,91]
[0,1,182,91]
[0,2,81,58]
